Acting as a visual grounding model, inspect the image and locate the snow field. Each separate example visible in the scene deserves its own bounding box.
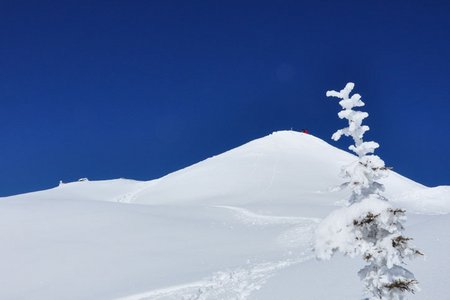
[1,131,448,299]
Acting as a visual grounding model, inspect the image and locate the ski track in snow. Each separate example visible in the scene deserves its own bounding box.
[114,191,138,203]
[114,183,150,203]
[117,254,314,300]
[215,205,321,226]
[117,206,319,300]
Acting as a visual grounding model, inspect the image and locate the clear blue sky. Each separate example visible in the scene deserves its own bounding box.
[1,1,449,196]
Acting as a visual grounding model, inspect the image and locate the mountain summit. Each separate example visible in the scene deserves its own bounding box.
[131,131,424,207]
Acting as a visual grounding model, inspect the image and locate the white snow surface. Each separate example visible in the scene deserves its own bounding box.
[1,131,449,299]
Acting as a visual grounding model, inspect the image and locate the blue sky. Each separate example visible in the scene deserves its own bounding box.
[1,1,449,196]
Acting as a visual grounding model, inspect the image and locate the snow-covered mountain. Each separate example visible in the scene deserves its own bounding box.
[1,131,449,299]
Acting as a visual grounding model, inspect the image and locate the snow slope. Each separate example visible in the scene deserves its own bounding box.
[1,131,449,300]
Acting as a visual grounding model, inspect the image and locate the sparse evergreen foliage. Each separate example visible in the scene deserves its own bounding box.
[315,83,422,300]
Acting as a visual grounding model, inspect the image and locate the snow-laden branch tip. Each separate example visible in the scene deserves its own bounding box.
[326,82,355,99]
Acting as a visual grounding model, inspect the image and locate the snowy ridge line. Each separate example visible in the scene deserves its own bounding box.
[214,205,321,225]
[116,254,315,300]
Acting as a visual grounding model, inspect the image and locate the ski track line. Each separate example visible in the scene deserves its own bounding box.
[116,254,315,300]
[214,205,321,226]
[114,182,154,203]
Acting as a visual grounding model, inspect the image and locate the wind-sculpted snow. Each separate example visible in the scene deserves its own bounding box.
[0,131,448,299]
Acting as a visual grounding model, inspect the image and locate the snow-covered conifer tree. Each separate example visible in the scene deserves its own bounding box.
[315,83,422,300]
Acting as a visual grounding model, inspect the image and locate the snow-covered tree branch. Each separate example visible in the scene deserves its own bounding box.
[315,82,422,300]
